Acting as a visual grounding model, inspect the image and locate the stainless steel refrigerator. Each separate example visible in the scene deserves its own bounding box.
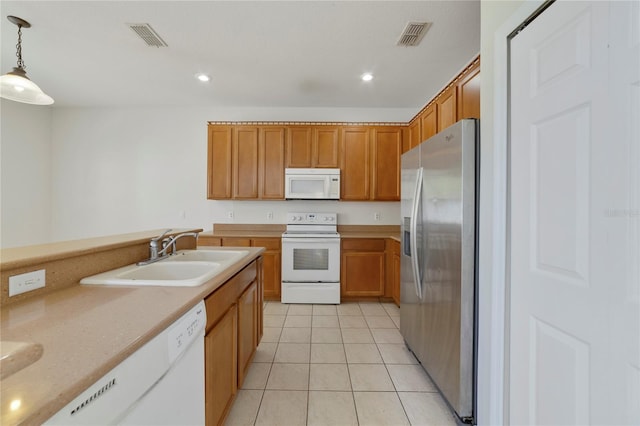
[400,118,478,424]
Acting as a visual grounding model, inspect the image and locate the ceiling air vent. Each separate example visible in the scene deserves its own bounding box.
[397,22,431,47]
[127,23,168,47]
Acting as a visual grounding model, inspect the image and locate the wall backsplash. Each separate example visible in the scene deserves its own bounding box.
[209,200,400,227]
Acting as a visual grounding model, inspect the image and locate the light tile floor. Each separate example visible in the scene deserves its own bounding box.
[224,301,457,426]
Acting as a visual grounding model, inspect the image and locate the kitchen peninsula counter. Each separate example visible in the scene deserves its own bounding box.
[0,231,264,425]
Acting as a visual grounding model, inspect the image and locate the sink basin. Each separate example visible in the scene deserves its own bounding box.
[81,261,221,287]
[80,249,250,287]
[166,249,249,263]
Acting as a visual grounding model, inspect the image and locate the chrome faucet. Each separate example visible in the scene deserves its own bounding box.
[160,232,200,257]
[138,229,200,265]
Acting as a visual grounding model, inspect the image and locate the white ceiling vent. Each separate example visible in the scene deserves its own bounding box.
[127,23,168,47]
[397,22,431,47]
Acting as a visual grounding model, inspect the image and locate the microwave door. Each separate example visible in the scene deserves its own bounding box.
[288,176,326,199]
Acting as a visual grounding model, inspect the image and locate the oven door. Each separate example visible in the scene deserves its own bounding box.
[281,237,340,282]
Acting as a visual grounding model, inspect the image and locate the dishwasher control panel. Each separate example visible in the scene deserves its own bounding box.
[168,301,206,363]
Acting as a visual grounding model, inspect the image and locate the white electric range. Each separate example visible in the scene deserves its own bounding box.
[281,212,340,304]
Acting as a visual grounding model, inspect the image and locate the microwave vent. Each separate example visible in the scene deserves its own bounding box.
[397,22,431,47]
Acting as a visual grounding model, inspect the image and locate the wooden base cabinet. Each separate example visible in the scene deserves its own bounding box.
[251,238,281,300]
[204,260,262,426]
[391,240,401,306]
[238,281,257,388]
[341,238,386,297]
[205,304,237,426]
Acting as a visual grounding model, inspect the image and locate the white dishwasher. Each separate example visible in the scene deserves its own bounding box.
[45,301,206,425]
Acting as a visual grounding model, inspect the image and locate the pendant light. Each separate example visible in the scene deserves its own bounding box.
[0,16,54,105]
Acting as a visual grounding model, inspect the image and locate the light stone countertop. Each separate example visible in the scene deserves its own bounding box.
[0,247,264,426]
[200,225,400,242]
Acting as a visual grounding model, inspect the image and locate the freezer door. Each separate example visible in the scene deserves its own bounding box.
[400,145,424,356]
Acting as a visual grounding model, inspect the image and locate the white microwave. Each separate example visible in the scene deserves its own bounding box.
[285,168,340,200]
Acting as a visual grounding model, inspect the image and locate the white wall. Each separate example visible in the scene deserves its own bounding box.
[477,1,527,425]
[0,99,53,248]
[50,106,410,241]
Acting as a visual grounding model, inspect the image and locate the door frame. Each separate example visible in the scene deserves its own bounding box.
[476,1,546,425]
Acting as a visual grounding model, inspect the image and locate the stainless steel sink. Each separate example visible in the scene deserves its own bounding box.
[80,249,250,287]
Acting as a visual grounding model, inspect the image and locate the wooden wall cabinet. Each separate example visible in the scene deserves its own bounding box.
[420,103,438,142]
[371,127,401,201]
[207,125,285,200]
[286,126,340,168]
[456,60,480,120]
[232,127,260,199]
[204,260,261,426]
[340,127,371,200]
[341,238,386,297]
[260,127,286,199]
[341,127,402,201]
[207,125,232,199]
[436,85,457,132]
[406,120,420,153]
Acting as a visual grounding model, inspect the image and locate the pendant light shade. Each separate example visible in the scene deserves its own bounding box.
[0,16,54,105]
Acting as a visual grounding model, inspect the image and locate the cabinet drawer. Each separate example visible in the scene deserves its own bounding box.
[222,238,251,247]
[198,236,222,247]
[251,238,280,250]
[205,261,257,330]
[341,238,386,252]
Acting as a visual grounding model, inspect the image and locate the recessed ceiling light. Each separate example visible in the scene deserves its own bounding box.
[361,73,374,82]
[196,73,210,82]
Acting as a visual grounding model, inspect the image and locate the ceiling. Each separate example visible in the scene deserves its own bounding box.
[0,1,480,109]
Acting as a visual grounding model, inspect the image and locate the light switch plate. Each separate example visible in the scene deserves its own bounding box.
[9,269,46,297]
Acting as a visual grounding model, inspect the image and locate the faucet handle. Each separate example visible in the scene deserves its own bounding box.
[151,229,172,242]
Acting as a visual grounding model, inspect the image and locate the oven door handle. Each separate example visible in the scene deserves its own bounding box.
[282,238,340,244]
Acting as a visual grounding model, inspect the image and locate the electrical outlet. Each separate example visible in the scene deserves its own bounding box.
[267,212,274,220]
[374,212,381,221]
[9,269,46,297]
[227,211,234,219]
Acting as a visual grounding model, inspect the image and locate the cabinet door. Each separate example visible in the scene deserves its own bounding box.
[341,239,385,297]
[252,238,281,300]
[456,61,480,120]
[420,104,438,141]
[207,125,232,199]
[237,281,257,388]
[407,120,420,152]
[392,240,401,306]
[314,127,340,167]
[205,304,237,426]
[232,127,259,199]
[342,252,385,296]
[341,128,370,200]
[286,127,313,168]
[436,85,457,131]
[259,127,285,199]
[256,256,264,344]
[371,127,401,201]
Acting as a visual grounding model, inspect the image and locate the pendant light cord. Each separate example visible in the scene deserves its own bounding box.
[16,25,25,70]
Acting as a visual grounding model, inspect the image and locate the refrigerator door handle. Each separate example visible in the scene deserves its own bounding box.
[410,167,424,300]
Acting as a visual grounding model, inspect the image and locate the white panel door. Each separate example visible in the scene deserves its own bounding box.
[509,1,639,424]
